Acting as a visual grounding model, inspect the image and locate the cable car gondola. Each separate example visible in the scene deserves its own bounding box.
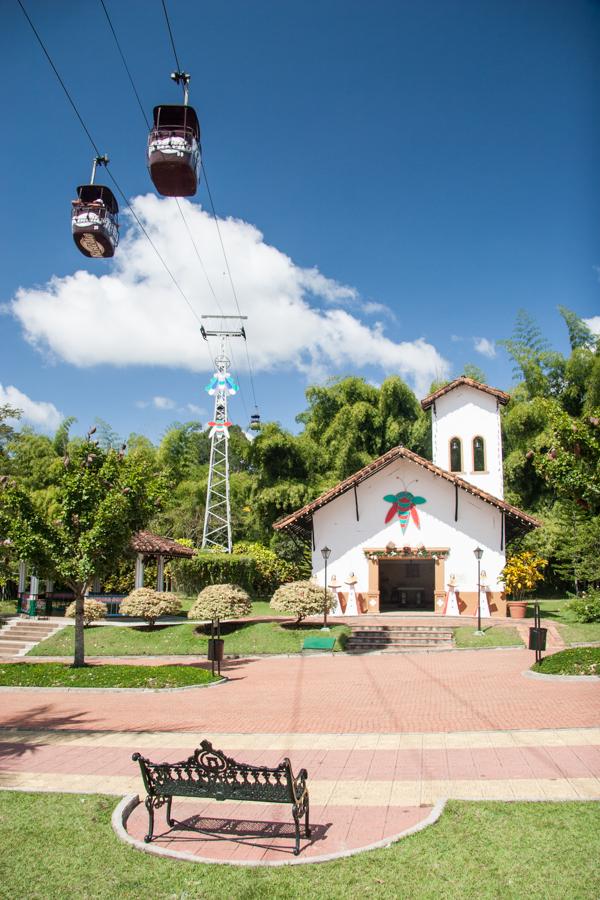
[71,156,119,259]
[147,72,201,197]
[249,409,261,432]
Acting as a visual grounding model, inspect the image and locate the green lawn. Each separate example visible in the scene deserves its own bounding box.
[0,597,16,617]
[28,620,351,657]
[454,626,523,648]
[533,647,600,676]
[0,792,598,899]
[0,662,219,689]
[526,599,600,644]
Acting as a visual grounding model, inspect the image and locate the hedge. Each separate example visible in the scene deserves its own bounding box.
[172,553,257,596]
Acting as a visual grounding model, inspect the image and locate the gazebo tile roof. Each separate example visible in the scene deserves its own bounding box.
[130,531,194,558]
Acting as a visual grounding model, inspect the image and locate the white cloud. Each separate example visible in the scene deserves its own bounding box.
[183,403,205,416]
[584,316,600,335]
[152,396,176,410]
[473,337,497,358]
[9,195,449,396]
[450,334,463,343]
[0,384,62,431]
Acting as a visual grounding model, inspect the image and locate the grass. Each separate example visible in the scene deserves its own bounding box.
[526,599,600,644]
[533,647,600,676]
[454,626,523,648]
[28,620,351,657]
[0,662,220,689]
[0,792,598,899]
[0,598,16,617]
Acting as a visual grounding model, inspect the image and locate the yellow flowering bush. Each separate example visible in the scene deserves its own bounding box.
[499,552,547,601]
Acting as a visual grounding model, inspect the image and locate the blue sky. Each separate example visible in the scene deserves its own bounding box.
[1,0,599,443]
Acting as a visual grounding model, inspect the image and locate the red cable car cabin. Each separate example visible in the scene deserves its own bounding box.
[71,185,119,258]
[147,104,201,197]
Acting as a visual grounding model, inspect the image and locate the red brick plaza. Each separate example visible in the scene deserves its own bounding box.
[1,648,599,864]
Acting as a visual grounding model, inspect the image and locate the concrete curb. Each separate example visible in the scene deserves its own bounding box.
[112,793,447,867]
[523,669,600,683]
[0,676,228,693]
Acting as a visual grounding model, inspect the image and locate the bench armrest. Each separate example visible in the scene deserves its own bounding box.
[291,767,309,804]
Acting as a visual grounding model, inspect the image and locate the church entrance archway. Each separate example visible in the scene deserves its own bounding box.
[378,559,436,612]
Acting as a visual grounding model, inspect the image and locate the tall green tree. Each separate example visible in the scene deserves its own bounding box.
[0,436,165,666]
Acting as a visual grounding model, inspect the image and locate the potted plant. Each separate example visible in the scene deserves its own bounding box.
[499,552,547,618]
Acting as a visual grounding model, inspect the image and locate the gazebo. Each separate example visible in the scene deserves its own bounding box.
[16,531,194,616]
[129,530,195,591]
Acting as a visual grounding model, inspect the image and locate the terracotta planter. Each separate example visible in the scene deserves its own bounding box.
[507,600,528,619]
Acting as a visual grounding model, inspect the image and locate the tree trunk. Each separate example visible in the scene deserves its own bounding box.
[73,588,86,668]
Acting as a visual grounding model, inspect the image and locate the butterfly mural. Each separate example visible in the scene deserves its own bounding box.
[383,491,426,533]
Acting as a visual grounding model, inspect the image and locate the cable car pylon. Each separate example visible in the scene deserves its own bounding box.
[201,316,247,553]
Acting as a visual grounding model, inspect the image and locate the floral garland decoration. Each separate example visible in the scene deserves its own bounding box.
[364,545,449,561]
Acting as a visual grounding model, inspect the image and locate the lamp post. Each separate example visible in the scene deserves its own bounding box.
[473,546,484,635]
[321,546,331,630]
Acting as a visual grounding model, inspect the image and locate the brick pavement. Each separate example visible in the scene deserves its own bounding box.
[1,648,599,863]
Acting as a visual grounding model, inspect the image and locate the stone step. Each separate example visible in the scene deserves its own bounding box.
[353,625,453,633]
[0,639,29,649]
[352,629,453,637]
[5,628,57,637]
[347,645,454,653]
[347,640,454,649]
[348,631,454,643]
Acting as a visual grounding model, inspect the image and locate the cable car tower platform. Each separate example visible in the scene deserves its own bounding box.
[200,316,247,553]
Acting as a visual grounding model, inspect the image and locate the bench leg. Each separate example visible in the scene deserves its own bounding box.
[144,796,154,843]
[167,796,175,828]
[305,797,311,838]
[293,809,301,856]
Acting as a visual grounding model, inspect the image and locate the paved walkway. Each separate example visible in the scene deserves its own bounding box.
[1,648,598,863]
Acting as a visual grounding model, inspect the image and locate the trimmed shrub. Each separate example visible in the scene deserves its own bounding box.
[566,590,600,623]
[120,588,182,628]
[171,552,257,596]
[270,580,336,623]
[65,598,105,626]
[188,584,251,622]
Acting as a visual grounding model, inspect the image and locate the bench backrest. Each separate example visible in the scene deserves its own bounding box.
[133,739,294,804]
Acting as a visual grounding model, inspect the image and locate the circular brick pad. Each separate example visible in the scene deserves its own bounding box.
[123,795,436,864]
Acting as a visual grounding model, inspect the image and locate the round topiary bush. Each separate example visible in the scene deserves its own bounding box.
[65,598,105,627]
[188,584,251,623]
[270,580,336,623]
[120,588,182,628]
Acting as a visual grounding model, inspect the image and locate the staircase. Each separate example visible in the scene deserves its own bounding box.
[0,617,65,658]
[345,623,454,653]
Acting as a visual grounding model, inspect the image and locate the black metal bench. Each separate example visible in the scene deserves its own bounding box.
[132,739,311,855]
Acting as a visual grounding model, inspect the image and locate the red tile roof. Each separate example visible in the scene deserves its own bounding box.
[273,445,539,537]
[130,531,194,558]
[421,376,510,410]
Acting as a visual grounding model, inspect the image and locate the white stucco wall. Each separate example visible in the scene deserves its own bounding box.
[312,457,505,596]
[430,385,504,499]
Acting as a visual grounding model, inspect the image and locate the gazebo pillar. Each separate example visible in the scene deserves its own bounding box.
[92,576,101,594]
[18,560,27,595]
[134,553,145,589]
[156,555,165,592]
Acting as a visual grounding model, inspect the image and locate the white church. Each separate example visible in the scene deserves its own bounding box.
[274,377,539,617]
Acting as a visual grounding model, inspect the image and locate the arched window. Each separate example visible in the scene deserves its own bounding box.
[473,436,485,472]
[450,437,462,472]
